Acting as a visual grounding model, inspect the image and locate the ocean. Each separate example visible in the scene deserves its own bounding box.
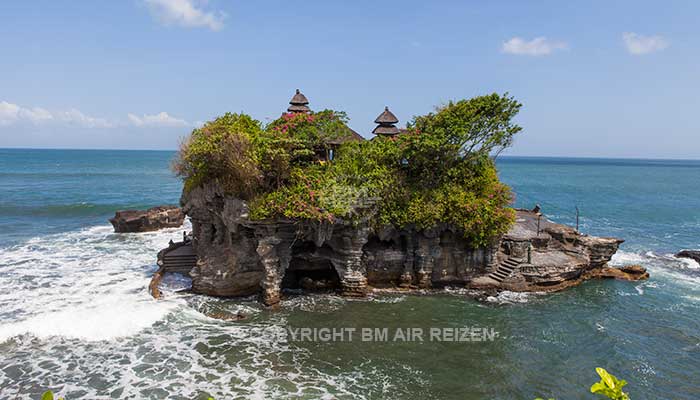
[0,148,699,399]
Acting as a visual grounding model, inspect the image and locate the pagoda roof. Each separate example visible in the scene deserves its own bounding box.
[287,104,311,113]
[372,125,400,135]
[289,89,309,105]
[287,89,310,113]
[374,106,399,124]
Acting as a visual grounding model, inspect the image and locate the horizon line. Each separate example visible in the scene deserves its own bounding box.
[1,147,698,162]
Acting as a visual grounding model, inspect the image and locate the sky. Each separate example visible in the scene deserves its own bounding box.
[0,0,698,158]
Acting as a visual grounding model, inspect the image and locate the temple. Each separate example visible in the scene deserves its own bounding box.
[284,89,364,161]
[153,91,637,307]
[372,106,400,136]
[287,89,310,113]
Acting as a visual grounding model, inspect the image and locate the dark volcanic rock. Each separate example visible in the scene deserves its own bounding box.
[110,206,184,233]
[180,183,496,306]
[676,250,700,264]
[172,183,627,305]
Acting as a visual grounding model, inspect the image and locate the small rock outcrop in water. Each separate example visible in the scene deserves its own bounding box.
[165,182,641,306]
[676,250,700,264]
[109,206,184,233]
[590,264,649,281]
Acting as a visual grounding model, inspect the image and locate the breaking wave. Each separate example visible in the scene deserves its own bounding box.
[0,224,189,342]
[0,223,425,399]
[485,290,544,304]
[611,250,700,287]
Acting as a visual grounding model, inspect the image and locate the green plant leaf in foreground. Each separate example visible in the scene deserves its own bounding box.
[39,390,64,400]
[590,368,630,400]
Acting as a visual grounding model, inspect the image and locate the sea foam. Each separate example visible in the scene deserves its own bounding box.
[0,223,189,342]
[611,249,700,288]
[0,221,419,399]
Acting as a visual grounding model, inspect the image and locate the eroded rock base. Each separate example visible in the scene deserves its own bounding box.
[172,183,635,304]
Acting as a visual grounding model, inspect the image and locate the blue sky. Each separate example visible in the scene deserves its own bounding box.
[0,0,697,158]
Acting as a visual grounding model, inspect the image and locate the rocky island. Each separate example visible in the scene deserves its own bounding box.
[156,90,646,305]
[110,205,184,233]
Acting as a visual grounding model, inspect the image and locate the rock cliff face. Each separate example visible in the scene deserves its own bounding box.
[110,206,184,233]
[471,210,633,292]
[180,183,638,306]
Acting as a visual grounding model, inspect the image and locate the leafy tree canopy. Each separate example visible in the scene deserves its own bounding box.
[174,93,522,246]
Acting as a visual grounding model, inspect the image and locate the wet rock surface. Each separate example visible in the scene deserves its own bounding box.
[110,206,184,233]
[676,250,700,264]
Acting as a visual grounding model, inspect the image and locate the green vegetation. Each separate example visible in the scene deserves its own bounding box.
[590,367,631,400]
[41,391,62,400]
[536,368,631,400]
[173,93,521,246]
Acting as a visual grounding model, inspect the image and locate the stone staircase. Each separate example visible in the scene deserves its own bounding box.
[161,242,197,274]
[488,256,522,283]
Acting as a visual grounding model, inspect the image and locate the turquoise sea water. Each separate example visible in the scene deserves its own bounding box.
[1,149,699,399]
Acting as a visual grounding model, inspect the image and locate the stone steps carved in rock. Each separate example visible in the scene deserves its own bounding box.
[488,256,523,283]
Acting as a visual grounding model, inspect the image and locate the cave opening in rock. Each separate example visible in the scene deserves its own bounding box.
[281,241,341,292]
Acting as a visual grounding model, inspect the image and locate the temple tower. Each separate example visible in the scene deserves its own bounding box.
[287,89,311,113]
[372,106,400,136]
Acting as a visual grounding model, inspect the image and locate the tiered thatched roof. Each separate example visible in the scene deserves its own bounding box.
[372,106,400,136]
[287,89,311,113]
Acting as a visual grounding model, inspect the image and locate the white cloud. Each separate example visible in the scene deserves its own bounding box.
[0,100,189,129]
[21,107,54,123]
[128,112,190,127]
[145,0,225,31]
[502,36,568,56]
[1,101,113,127]
[622,32,669,55]
[0,102,55,125]
[58,109,112,128]
[0,101,21,125]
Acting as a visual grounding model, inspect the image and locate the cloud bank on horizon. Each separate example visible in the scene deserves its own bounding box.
[0,101,192,129]
[128,112,190,128]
